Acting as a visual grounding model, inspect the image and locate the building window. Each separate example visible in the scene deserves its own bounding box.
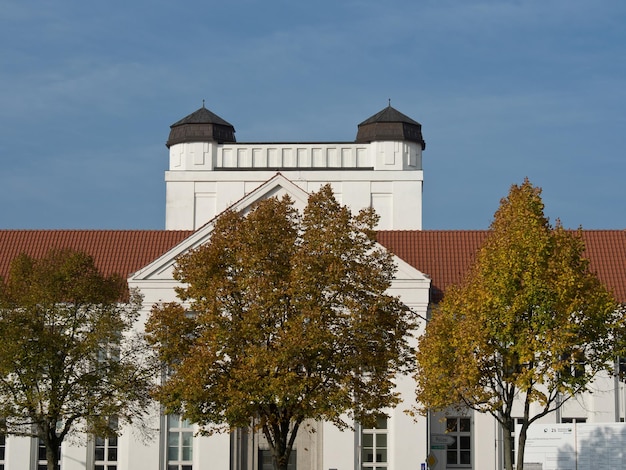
[561,417,587,424]
[258,449,296,470]
[94,416,118,470]
[510,417,525,467]
[167,415,193,470]
[446,417,471,467]
[362,417,387,470]
[561,350,585,378]
[617,356,626,381]
[0,434,5,470]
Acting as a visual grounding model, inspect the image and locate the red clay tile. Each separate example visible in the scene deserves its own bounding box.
[1,229,624,305]
[378,230,626,304]
[0,230,194,280]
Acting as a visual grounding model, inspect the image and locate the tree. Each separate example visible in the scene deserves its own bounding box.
[414,179,619,470]
[146,185,416,470]
[0,249,152,470]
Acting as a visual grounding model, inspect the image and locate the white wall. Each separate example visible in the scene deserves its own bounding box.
[165,140,424,231]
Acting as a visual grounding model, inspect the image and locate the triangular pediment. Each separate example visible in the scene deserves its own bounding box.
[129,172,431,311]
[129,174,310,282]
[394,255,430,282]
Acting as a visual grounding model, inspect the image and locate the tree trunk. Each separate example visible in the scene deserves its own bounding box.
[515,424,529,470]
[268,430,291,470]
[46,438,61,470]
[515,396,532,470]
[262,411,301,470]
[268,425,288,470]
[273,448,290,470]
[501,417,515,470]
[41,423,62,470]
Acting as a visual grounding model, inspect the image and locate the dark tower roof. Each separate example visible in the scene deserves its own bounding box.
[356,105,426,149]
[166,105,236,148]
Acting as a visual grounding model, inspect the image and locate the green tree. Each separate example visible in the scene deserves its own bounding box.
[0,249,152,470]
[146,185,415,470]
[415,179,619,470]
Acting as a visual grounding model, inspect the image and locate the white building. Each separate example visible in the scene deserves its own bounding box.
[130,103,430,470]
[0,104,625,470]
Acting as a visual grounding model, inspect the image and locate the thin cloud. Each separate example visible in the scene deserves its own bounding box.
[1,0,625,229]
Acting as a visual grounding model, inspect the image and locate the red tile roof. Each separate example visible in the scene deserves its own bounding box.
[377,230,626,304]
[1,229,624,305]
[0,230,194,280]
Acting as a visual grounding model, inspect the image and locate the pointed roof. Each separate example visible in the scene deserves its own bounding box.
[356,104,426,149]
[166,104,236,147]
[169,106,234,128]
[358,105,421,127]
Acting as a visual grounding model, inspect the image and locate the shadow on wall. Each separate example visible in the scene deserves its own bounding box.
[551,424,626,470]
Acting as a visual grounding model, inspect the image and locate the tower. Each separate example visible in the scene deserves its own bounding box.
[164,104,425,231]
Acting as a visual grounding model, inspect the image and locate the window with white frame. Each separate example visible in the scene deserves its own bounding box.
[94,416,118,470]
[511,417,524,467]
[361,417,388,470]
[446,417,471,467]
[167,415,193,470]
[0,433,5,470]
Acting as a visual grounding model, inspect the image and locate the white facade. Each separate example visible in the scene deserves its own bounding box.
[165,140,424,231]
[128,172,432,470]
[137,105,432,470]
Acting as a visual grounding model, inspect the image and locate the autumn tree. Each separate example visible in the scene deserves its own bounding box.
[146,185,415,470]
[415,179,619,470]
[0,249,153,470]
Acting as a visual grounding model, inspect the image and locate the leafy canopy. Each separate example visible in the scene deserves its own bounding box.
[415,179,619,470]
[146,185,416,470]
[0,249,152,470]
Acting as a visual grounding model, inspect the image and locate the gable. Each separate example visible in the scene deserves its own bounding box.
[129,174,432,299]
[129,174,311,282]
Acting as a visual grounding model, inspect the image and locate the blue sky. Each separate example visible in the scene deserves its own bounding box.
[1,0,625,230]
